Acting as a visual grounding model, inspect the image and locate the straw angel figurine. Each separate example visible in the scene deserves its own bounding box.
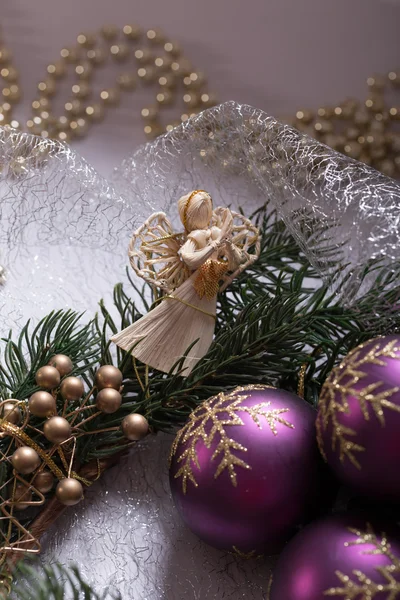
[112,190,260,375]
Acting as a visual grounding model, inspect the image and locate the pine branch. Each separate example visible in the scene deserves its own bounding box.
[0,310,100,401]
[9,561,120,600]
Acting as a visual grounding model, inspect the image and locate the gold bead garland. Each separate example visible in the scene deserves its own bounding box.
[0,23,217,141]
[287,72,400,177]
[0,355,150,561]
[0,23,398,175]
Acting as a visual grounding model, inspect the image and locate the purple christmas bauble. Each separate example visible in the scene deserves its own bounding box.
[169,385,320,554]
[317,335,400,499]
[269,514,400,600]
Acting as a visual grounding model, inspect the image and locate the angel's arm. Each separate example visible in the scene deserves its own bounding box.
[224,241,248,270]
[179,239,218,270]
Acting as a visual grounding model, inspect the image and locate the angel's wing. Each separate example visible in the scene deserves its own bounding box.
[211,207,261,291]
[128,212,190,292]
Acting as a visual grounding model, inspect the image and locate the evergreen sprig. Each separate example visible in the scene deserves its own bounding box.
[0,310,100,401]
[10,561,120,600]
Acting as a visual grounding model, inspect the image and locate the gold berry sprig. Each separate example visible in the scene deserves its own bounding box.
[0,353,149,567]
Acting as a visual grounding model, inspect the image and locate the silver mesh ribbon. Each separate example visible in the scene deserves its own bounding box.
[116,101,400,302]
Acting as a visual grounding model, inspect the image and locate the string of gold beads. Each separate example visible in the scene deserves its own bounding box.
[0,24,399,176]
[1,356,149,513]
[287,72,400,177]
[0,24,217,142]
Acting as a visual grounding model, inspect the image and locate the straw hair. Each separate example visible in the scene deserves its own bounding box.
[178,190,213,231]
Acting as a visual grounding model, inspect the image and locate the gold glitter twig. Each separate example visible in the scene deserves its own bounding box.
[324,523,400,598]
[317,339,400,469]
[0,419,65,481]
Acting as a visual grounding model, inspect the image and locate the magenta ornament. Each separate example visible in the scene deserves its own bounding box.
[169,385,320,554]
[317,335,400,500]
[269,514,400,600]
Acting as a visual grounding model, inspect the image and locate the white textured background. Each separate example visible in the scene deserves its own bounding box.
[1,1,400,598]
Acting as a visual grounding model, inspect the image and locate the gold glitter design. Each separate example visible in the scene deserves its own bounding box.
[170,385,294,494]
[316,339,400,469]
[0,394,95,561]
[231,546,263,560]
[324,523,400,598]
[297,362,307,399]
[267,574,273,600]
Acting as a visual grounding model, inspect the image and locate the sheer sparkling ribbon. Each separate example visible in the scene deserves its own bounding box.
[1,102,400,334]
[116,101,400,302]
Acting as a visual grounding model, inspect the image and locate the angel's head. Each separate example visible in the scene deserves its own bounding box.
[178,190,213,232]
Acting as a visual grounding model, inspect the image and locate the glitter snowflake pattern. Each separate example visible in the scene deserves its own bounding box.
[324,524,400,599]
[170,385,294,493]
[231,546,262,560]
[316,339,400,469]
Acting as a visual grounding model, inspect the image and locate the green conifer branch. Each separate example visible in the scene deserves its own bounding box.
[10,561,120,600]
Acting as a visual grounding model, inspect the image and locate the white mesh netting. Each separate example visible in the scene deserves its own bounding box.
[2,101,400,334]
[116,101,400,301]
[1,101,400,598]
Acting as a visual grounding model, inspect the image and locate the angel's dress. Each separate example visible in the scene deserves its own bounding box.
[111,259,227,375]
